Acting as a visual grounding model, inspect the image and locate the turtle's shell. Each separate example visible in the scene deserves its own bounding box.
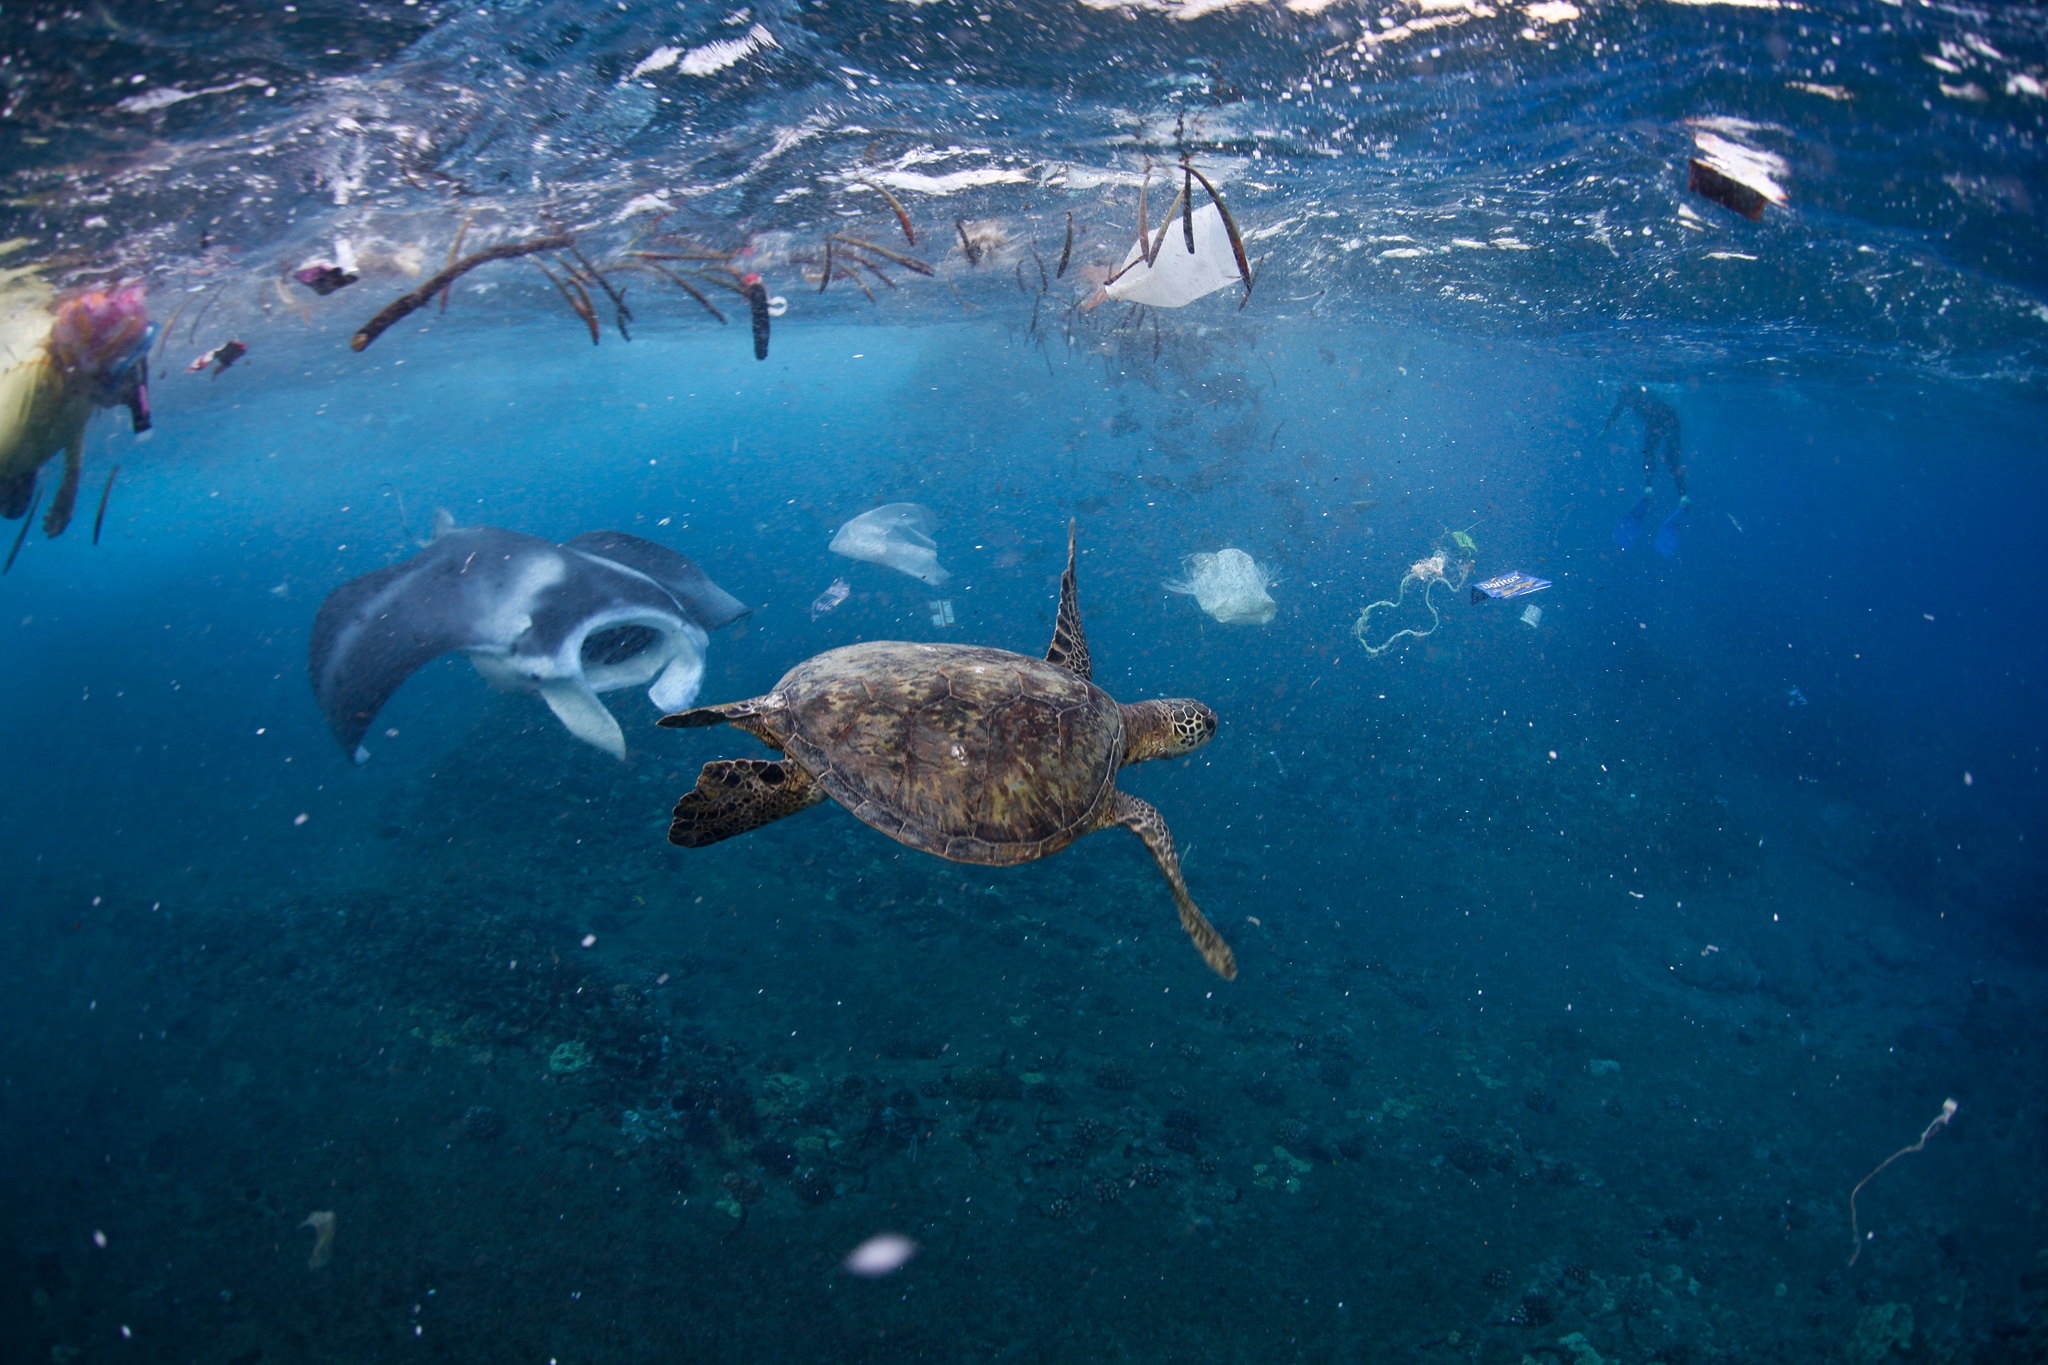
[763,640,1125,865]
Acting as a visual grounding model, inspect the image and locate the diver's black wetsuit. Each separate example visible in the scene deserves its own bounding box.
[1604,386,1687,501]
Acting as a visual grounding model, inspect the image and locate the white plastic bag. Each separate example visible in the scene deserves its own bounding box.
[1163,548,1276,625]
[1105,203,1243,309]
[829,503,950,586]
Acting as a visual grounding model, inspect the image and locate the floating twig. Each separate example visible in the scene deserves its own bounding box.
[626,260,728,323]
[817,237,834,295]
[1015,263,1028,294]
[570,245,633,341]
[530,257,600,344]
[1179,160,1253,304]
[1152,184,1187,263]
[1136,163,1157,268]
[1029,242,1048,294]
[563,275,601,345]
[186,282,222,345]
[350,233,573,351]
[1182,165,1197,255]
[827,235,933,276]
[835,267,877,305]
[157,291,192,360]
[438,216,472,315]
[853,177,917,246]
[681,268,754,298]
[955,218,982,267]
[833,248,897,289]
[5,485,43,573]
[92,464,120,545]
[1057,211,1074,279]
[627,249,732,263]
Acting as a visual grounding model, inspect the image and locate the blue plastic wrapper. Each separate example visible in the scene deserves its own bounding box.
[1470,571,1552,602]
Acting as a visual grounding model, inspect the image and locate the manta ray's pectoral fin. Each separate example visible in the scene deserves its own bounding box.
[1044,519,1092,681]
[538,678,626,759]
[669,759,826,847]
[646,638,708,713]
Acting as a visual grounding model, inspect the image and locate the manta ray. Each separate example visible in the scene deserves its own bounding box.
[310,512,747,762]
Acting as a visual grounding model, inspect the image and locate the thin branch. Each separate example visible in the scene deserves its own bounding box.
[350,233,574,351]
[853,177,917,246]
[826,235,934,276]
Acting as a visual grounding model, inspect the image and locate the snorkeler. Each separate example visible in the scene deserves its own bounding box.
[0,284,153,541]
[1603,384,1688,556]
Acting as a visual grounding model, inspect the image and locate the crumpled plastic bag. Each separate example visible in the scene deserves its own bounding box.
[829,503,950,586]
[1163,548,1276,625]
[1106,202,1243,309]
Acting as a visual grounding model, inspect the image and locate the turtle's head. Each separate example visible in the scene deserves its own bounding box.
[1121,699,1217,765]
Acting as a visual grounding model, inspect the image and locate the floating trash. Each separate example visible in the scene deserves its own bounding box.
[1105,202,1244,309]
[1354,549,1472,657]
[1163,548,1276,625]
[1520,604,1544,628]
[1471,570,1552,602]
[929,598,956,627]
[844,1233,918,1278]
[810,577,851,620]
[829,503,950,585]
[1686,124,1789,221]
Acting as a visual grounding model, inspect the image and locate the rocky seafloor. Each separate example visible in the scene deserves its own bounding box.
[4,706,2045,1365]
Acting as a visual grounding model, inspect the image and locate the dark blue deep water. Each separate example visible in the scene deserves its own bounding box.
[3,1,2045,1361]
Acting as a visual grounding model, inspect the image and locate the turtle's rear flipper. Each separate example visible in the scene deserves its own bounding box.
[669,759,827,848]
[1104,789,1236,980]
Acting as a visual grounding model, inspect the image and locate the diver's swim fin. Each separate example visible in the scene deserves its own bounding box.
[1654,505,1688,557]
[1612,496,1649,550]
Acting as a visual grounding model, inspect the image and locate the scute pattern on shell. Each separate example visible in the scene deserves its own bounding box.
[769,641,1124,863]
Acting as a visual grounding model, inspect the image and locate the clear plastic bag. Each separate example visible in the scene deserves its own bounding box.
[829,503,950,586]
[1163,548,1276,625]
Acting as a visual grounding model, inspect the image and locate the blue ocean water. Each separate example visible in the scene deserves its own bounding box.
[2,0,2045,1360]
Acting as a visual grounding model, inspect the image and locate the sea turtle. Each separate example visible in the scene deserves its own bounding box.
[658,523,1236,979]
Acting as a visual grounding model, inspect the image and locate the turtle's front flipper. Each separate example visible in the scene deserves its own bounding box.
[1104,789,1236,980]
[658,695,782,748]
[1044,519,1092,681]
[669,759,827,847]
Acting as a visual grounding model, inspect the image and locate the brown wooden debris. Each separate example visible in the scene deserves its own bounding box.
[853,177,917,246]
[350,233,574,352]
